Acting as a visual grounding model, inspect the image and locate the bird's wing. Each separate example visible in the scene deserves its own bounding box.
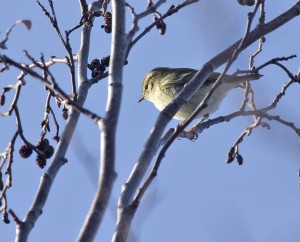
[158,68,197,89]
[160,69,222,89]
[205,72,221,85]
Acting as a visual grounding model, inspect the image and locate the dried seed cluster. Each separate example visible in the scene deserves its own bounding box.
[19,145,33,159]
[101,11,112,34]
[88,56,110,78]
[19,139,55,169]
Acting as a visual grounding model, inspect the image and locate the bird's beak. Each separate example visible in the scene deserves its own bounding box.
[138,96,144,103]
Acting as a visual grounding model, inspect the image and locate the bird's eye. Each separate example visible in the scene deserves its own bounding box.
[144,83,149,91]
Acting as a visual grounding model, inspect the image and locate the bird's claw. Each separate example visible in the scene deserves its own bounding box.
[186,127,198,141]
[178,128,198,141]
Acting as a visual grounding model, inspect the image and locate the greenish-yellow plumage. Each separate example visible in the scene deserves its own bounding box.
[140,67,261,120]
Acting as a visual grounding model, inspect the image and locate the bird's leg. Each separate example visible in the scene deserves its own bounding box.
[188,114,209,131]
[186,114,209,140]
[178,114,209,141]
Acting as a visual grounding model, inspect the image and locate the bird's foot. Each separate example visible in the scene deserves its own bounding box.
[179,128,198,141]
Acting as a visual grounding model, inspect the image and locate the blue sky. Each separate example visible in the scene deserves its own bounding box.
[1,1,300,242]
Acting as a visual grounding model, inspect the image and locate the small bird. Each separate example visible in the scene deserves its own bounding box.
[139,67,262,121]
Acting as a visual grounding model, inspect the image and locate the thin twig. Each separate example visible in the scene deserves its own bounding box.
[36,0,77,99]
[8,209,21,225]
[226,116,262,164]
[0,82,22,117]
[0,19,31,49]
[126,0,199,60]
[0,55,102,122]
[48,106,60,142]
[40,92,52,141]
[18,54,78,81]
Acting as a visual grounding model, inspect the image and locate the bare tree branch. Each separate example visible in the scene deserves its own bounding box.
[113,2,300,241]
[77,0,125,240]
[14,1,103,241]
[36,0,78,99]
[1,1,300,242]
[0,55,102,122]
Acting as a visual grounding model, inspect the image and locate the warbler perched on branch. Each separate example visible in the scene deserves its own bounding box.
[139,67,262,120]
